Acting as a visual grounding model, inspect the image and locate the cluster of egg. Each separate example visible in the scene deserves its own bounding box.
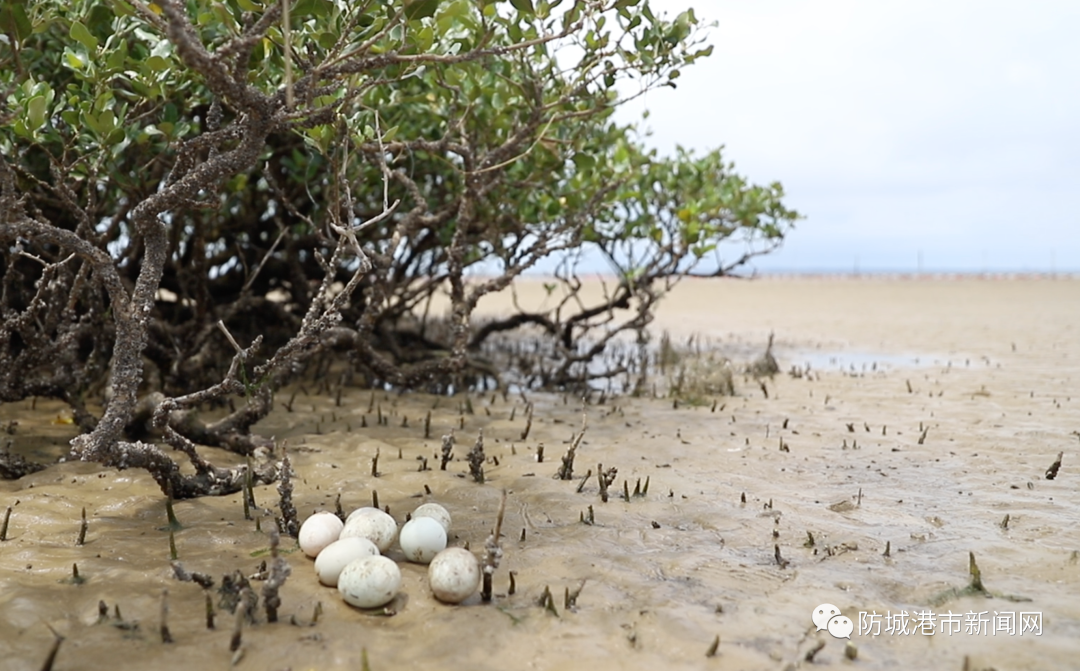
[297,503,481,608]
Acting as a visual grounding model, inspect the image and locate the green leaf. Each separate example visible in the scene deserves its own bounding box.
[111,0,136,17]
[106,39,128,70]
[0,2,32,41]
[26,96,47,131]
[70,21,99,52]
[415,25,434,50]
[405,0,440,20]
[572,153,595,172]
[509,0,535,14]
[64,50,85,69]
[144,55,170,72]
[316,31,337,49]
[292,0,332,18]
[88,4,116,37]
[562,1,580,30]
[97,109,116,133]
[691,243,716,258]
[106,127,126,146]
[111,134,132,158]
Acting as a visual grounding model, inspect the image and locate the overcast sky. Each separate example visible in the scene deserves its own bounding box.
[614,0,1080,273]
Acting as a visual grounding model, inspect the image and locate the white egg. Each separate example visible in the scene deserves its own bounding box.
[338,555,401,609]
[298,511,344,558]
[428,547,480,604]
[345,506,375,524]
[314,536,379,587]
[412,502,451,534]
[341,507,397,552]
[398,516,447,564]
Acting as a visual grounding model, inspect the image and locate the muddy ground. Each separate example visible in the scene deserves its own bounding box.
[1,276,1078,670]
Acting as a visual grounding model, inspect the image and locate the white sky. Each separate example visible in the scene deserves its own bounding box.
[616,0,1080,273]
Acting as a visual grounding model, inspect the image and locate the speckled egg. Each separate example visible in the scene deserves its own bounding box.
[428,547,480,604]
[398,516,447,564]
[412,502,451,534]
[298,511,343,558]
[314,536,379,587]
[341,507,397,552]
[337,555,401,609]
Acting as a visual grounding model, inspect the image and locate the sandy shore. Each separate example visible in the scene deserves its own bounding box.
[1,277,1078,670]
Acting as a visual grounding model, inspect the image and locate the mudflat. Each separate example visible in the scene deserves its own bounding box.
[2,276,1078,670]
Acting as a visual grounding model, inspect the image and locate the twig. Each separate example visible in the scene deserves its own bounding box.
[39,623,64,671]
[575,469,592,494]
[774,544,789,569]
[1045,451,1063,480]
[556,413,586,480]
[282,0,293,108]
[243,457,254,520]
[520,402,533,440]
[597,464,617,503]
[467,430,485,484]
[438,430,455,471]
[164,481,182,530]
[481,489,507,602]
[564,580,586,611]
[968,551,985,592]
[262,530,292,623]
[206,592,216,629]
[230,592,247,653]
[537,585,559,616]
[160,589,173,643]
[277,443,298,536]
[76,507,87,546]
[216,320,244,355]
[705,635,720,658]
[170,560,214,588]
[241,225,287,293]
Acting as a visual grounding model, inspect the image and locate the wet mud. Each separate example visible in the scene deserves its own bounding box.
[1,277,1078,670]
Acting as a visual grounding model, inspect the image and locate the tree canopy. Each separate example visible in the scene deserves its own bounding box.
[0,0,799,496]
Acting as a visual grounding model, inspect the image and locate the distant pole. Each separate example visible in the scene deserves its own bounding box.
[853,255,859,277]
[917,250,923,275]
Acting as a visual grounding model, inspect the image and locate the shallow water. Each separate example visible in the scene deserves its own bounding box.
[2,277,1079,670]
[784,348,933,371]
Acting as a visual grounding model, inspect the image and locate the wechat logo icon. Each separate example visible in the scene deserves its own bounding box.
[813,603,854,639]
